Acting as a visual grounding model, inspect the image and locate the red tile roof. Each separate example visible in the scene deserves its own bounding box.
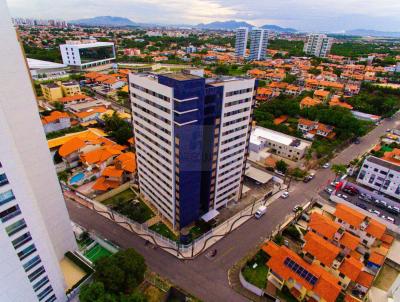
[308,212,341,240]
[339,256,363,281]
[303,231,340,266]
[356,271,374,288]
[339,231,360,251]
[334,204,365,228]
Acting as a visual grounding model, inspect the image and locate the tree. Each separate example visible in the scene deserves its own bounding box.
[275,160,288,174]
[94,249,147,294]
[331,164,347,176]
[283,73,296,84]
[214,64,230,75]
[79,282,117,302]
[53,101,64,111]
[103,112,133,145]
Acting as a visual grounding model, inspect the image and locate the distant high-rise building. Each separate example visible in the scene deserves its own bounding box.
[249,28,269,61]
[395,62,400,73]
[303,34,333,58]
[129,71,256,230]
[0,1,77,301]
[235,27,248,59]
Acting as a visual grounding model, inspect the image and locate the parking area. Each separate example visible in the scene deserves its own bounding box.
[320,182,400,225]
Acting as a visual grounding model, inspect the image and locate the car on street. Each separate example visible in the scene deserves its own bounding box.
[368,209,381,216]
[322,163,330,169]
[343,185,359,195]
[330,181,340,187]
[281,191,289,199]
[325,187,334,194]
[356,203,368,210]
[337,193,348,200]
[387,205,400,215]
[293,205,302,213]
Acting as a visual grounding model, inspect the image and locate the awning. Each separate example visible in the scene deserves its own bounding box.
[201,209,220,222]
[245,166,273,184]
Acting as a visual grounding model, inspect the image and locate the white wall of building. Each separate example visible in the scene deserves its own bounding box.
[0,1,76,300]
[235,27,248,59]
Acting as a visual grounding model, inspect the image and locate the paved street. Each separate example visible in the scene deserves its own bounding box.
[66,113,400,302]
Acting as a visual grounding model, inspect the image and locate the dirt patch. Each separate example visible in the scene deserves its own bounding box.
[373,264,399,291]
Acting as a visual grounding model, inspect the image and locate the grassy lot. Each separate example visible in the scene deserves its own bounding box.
[373,264,399,291]
[242,265,269,289]
[149,222,177,241]
[102,189,136,206]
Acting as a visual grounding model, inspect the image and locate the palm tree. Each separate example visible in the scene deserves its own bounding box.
[331,164,347,178]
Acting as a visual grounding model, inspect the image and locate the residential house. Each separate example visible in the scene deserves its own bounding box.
[300,97,322,109]
[41,110,71,134]
[298,118,335,140]
[329,96,353,110]
[313,90,330,101]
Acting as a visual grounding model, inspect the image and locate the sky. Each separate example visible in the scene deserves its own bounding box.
[6,0,400,32]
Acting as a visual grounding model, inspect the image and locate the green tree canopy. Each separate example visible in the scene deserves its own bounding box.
[331,164,347,176]
[275,160,288,174]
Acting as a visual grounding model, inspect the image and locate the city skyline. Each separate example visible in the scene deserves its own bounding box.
[6,0,400,32]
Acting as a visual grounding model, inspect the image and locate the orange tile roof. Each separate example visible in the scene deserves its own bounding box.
[80,147,123,165]
[339,256,363,281]
[59,137,86,157]
[273,115,289,125]
[58,94,92,103]
[263,242,341,302]
[269,82,288,89]
[369,252,385,266]
[115,152,136,173]
[334,204,365,228]
[102,166,124,178]
[314,90,330,98]
[308,212,341,239]
[339,231,360,251]
[300,97,322,107]
[74,111,99,119]
[92,177,120,191]
[381,233,394,245]
[356,271,374,288]
[365,219,386,239]
[298,118,316,127]
[84,72,102,80]
[382,149,400,165]
[350,250,362,260]
[303,231,340,266]
[41,111,69,124]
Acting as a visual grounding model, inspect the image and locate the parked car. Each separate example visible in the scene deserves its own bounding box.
[386,216,396,224]
[281,191,289,199]
[293,205,302,213]
[356,203,368,210]
[368,209,381,216]
[322,163,330,169]
[387,205,400,215]
[303,176,312,183]
[255,206,267,219]
[343,186,359,195]
[343,188,357,196]
[325,187,334,194]
[337,193,348,200]
[330,181,340,187]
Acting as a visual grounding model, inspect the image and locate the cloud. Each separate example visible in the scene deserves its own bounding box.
[6,0,400,31]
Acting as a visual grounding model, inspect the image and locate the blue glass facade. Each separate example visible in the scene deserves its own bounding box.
[157,75,224,228]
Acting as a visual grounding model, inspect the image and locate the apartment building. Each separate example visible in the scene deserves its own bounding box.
[129,72,256,229]
[234,27,248,59]
[357,155,400,201]
[249,28,269,61]
[0,2,77,301]
[303,34,333,58]
[60,40,115,70]
[40,81,81,102]
[250,126,311,161]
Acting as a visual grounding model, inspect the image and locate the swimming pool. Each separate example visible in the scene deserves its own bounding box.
[70,172,85,184]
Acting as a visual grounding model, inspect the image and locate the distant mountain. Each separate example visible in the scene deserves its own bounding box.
[70,16,136,27]
[196,20,254,30]
[261,24,297,33]
[345,29,400,38]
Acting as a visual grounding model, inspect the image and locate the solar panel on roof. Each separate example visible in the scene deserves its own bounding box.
[283,257,319,286]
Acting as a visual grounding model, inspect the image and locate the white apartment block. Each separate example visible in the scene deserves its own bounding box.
[250,127,311,161]
[303,34,333,58]
[357,156,400,201]
[0,2,77,301]
[249,28,269,61]
[129,72,255,229]
[60,41,115,70]
[235,27,248,59]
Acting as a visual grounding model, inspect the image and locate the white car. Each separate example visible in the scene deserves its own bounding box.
[337,193,348,200]
[325,187,333,194]
[293,205,302,212]
[330,181,339,187]
[281,191,289,199]
[322,163,330,169]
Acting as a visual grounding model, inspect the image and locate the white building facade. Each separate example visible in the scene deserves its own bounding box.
[234,27,248,59]
[0,2,77,301]
[60,41,115,70]
[303,34,333,58]
[129,72,256,229]
[357,156,400,201]
[249,28,269,61]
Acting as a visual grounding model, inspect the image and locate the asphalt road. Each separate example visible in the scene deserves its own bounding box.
[66,113,400,302]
